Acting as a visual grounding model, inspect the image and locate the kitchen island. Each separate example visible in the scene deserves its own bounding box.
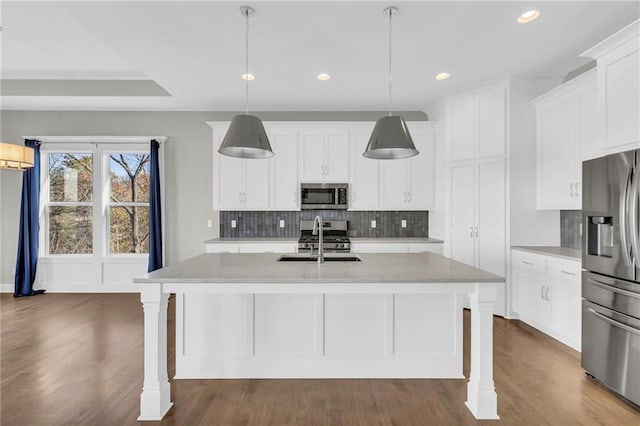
[135,252,503,421]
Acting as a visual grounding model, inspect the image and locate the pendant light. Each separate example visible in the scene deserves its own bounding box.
[363,6,419,160]
[0,142,34,171]
[218,6,274,159]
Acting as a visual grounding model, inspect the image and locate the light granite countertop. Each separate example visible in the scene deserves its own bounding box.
[512,246,581,261]
[135,252,503,284]
[205,237,444,244]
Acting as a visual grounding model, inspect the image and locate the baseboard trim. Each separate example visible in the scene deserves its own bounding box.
[1,283,141,293]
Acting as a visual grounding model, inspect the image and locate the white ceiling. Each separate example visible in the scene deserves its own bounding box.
[1,1,639,111]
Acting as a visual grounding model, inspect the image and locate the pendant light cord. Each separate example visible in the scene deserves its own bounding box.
[388,8,392,117]
[245,8,250,115]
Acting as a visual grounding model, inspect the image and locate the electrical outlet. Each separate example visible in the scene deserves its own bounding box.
[207,220,213,228]
[401,220,407,228]
[279,219,285,228]
[371,220,377,228]
[231,220,237,228]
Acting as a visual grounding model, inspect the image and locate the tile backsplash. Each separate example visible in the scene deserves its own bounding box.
[220,210,428,238]
[560,210,581,249]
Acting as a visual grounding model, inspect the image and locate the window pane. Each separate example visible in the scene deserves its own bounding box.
[109,206,149,254]
[48,153,93,202]
[109,154,151,203]
[48,206,93,254]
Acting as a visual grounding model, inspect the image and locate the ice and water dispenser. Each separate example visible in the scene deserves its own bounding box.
[586,216,614,258]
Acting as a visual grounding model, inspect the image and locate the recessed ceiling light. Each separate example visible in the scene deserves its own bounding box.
[435,72,450,81]
[241,73,255,81]
[517,10,540,24]
[317,73,331,81]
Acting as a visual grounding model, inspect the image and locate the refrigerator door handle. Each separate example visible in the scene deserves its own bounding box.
[588,308,640,336]
[620,164,634,266]
[630,166,640,269]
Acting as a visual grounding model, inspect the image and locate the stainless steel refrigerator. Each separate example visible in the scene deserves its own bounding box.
[582,149,640,408]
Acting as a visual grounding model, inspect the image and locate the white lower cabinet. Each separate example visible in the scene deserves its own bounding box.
[350,242,443,255]
[206,242,298,254]
[512,249,581,350]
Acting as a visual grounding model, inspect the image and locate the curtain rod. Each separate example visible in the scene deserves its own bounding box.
[22,136,167,144]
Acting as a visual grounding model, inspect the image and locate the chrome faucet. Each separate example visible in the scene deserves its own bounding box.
[312,215,324,264]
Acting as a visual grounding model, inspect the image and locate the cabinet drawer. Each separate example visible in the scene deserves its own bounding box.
[511,250,546,275]
[547,257,581,284]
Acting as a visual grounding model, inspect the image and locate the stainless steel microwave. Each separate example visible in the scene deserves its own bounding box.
[300,183,348,210]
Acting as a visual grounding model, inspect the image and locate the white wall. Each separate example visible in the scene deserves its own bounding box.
[0,110,427,288]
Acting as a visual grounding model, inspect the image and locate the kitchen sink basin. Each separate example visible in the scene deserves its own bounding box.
[277,255,362,262]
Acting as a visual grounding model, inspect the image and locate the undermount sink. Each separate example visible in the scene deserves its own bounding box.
[277,255,362,262]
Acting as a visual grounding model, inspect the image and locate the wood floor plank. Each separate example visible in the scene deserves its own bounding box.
[1,293,639,425]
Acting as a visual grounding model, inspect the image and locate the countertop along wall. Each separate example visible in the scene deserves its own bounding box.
[0,110,427,285]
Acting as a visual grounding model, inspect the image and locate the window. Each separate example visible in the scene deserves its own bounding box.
[42,142,156,257]
[108,153,151,254]
[47,153,94,255]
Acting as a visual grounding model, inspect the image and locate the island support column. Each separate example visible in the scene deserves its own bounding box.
[138,284,173,421]
[465,282,499,420]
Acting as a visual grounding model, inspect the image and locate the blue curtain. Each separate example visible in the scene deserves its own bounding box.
[148,139,163,272]
[14,139,45,297]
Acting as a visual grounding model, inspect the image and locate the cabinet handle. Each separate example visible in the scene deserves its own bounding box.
[569,183,574,197]
[560,270,576,276]
[540,286,545,300]
[404,192,407,202]
[575,182,580,197]
[470,226,474,237]
[545,286,551,301]
[475,226,479,237]
[325,165,329,176]
[408,192,412,202]
[239,192,242,203]
[521,261,534,266]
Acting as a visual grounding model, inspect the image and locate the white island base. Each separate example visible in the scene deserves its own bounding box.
[136,253,501,421]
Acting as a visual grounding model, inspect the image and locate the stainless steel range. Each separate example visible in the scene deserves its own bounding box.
[298,220,350,253]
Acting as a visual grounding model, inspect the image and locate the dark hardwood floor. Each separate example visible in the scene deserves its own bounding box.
[1,293,639,425]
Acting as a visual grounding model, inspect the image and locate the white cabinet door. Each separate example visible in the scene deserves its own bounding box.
[514,268,547,326]
[243,159,270,209]
[578,85,598,162]
[269,128,299,209]
[325,130,349,181]
[448,99,475,161]
[300,130,325,181]
[407,126,435,209]
[537,98,578,209]
[216,153,244,209]
[476,157,506,277]
[350,129,380,210]
[601,44,640,149]
[549,278,581,349]
[449,161,475,267]
[380,160,408,209]
[476,88,507,158]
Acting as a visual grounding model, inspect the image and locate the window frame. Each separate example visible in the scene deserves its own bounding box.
[37,138,165,261]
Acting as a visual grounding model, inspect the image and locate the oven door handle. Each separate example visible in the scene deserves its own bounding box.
[588,277,640,299]
[588,308,640,336]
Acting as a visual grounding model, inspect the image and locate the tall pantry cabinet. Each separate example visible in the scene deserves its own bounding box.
[429,78,560,317]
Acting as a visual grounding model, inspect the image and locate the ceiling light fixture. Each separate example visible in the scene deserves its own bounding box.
[317,73,331,81]
[0,142,34,171]
[219,6,274,159]
[435,72,450,81]
[363,6,418,160]
[241,73,255,81]
[517,10,540,24]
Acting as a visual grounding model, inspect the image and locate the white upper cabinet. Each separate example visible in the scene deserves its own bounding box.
[582,20,640,152]
[268,127,299,210]
[213,126,269,210]
[349,126,380,210]
[300,128,349,181]
[380,123,435,210]
[534,70,596,209]
[210,121,434,211]
[447,84,507,161]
